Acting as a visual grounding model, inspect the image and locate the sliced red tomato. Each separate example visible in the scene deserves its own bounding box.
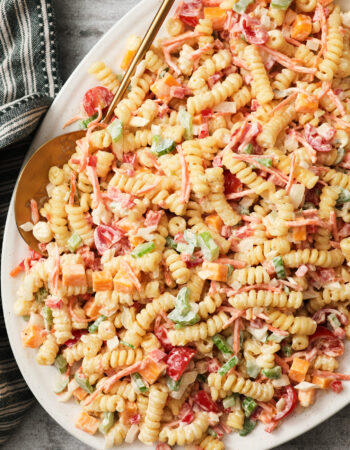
[224,170,243,195]
[194,390,220,413]
[83,86,114,116]
[179,0,202,27]
[273,385,297,422]
[166,346,196,381]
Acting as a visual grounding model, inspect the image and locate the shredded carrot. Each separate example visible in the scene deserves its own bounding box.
[226,189,256,200]
[87,105,103,128]
[10,262,25,278]
[163,43,182,76]
[178,145,190,204]
[275,354,290,374]
[30,199,39,225]
[121,260,141,292]
[313,4,327,70]
[214,258,246,268]
[143,150,163,171]
[290,131,317,163]
[284,35,302,47]
[62,114,84,129]
[330,241,341,249]
[135,183,158,196]
[287,218,331,229]
[327,89,346,117]
[330,211,339,241]
[316,82,331,100]
[162,31,204,48]
[230,154,289,184]
[258,45,317,74]
[86,165,101,208]
[326,114,350,129]
[271,93,297,114]
[278,279,304,292]
[68,297,89,323]
[285,153,296,195]
[233,318,241,354]
[50,244,60,296]
[69,171,77,206]
[190,43,213,60]
[266,324,289,336]
[76,138,89,173]
[311,370,350,380]
[241,215,262,223]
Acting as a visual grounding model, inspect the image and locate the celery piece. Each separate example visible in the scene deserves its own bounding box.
[107,119,123,142]
[270,0,293,10]
[198,232,220,261]
[35,287,48,304]
[131,373,148,393]
[179,109,193,140]
[131,241,155,258]
[74,372,94,393]
[242,397,257,418]
[166,375,181,391]
[262,366,282,379]
[272,256,286,279]
[67,232,82,253]
[42,306,53,331]
[120,340,135,349]
[175,287,191,315]
[99,412,115,435]
[88,315,107,333]
[246,360,260,379]
[81,113,98,129]
[151,135,176,157]
[222,394,238,409]
[218,355,239,376]
[233,0,253,13]
[54,355,67,374]
[337,187,350,205]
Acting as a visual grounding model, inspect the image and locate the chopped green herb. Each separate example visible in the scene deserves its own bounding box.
[166,375,181,391]
[81,113,98,129]
[262,366,282,379]
[88,315,107,333]
[239,418,257,436]
[218,355,239,376]
[273,256,286,279]
[337,187,350,206]
[151,135,176,157]
[212,334,233,356]
[242,397,257,418]
[131,373,149,393]
[131,241,155,258]
[121,340,135,349]
[35,287,48,304]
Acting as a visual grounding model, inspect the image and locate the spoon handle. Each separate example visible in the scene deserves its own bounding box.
[103,0,176,123]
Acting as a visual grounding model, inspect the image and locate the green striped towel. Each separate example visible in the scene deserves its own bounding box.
[0,0,62,444]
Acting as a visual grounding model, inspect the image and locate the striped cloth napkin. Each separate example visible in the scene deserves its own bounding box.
[0,0,61,443]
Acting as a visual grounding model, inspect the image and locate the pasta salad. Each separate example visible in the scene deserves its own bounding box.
[12,0,350,448]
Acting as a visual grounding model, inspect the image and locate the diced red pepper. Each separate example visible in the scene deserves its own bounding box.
[179,0,202,27]
[240,14,269,45]
[64,330,87,348]
[83,86,114,116]
[224,171,243,195]
[194,390,220,413]
[166,347,196,381]
[330,380,343,393]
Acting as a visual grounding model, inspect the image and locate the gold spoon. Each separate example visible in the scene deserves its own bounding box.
[14,0,175,254]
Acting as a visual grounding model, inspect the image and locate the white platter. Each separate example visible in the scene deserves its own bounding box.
[2,0,350,449]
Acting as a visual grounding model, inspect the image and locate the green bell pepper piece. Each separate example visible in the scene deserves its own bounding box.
[107,119,123,142]
[67,232,82,253]
[198,232,220,261]
[218,355,239,376]
[88,315,107,333]
[131,241,155,258]
[74,372,94,393]
[262,366,282,379]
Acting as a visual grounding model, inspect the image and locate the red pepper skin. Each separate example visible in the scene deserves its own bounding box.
[309,326,336,343]
[179,0,202,27]
[64,330,87,348]
[83,86,114,116]
[331,380,343,393]
[273,386,297,422]
[154,324,173,352]
[194,390,220,413]
[166,347,196,381]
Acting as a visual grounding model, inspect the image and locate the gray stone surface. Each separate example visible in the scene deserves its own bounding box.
[3,0,350,448]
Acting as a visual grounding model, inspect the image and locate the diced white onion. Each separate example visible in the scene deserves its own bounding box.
[170,371,197,399]
[129,116,149,127]
[294,381,319,391]
[306,38,320,52]
[107,336,120,351]
[341,11,350,28]
[247,325,268,341]
[317,123,333,139]
[276,397,286,411]
[29,313,44,328]
[289,184,305,209]
[230,281,242,291]
[125,425,139,444]
[151,124,162,136]
[272,374,290,388]
[20,221,34,232]
[67,379,79,393]
[213,102,237,114]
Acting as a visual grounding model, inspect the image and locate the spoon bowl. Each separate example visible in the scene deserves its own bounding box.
[14,130,86,254]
